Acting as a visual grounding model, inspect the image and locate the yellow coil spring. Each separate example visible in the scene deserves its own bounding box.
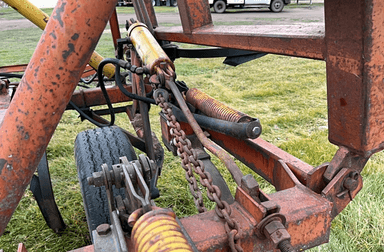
[131,208,193,252]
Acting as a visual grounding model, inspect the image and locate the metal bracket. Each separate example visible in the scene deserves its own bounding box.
[162,45,268,66]
[323,146,368,183]
[322,168,363,218]
[92,211,128,252]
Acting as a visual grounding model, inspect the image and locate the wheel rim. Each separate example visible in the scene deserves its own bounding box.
[217,2,224,11]
[274,2,281,9]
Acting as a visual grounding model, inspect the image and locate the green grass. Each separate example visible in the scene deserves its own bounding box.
[0,7,54,20]
[0,6,177,21]
[0,6,24,20]
[0,28,43,66]
[1,4,384,252]
[285,2,324,9]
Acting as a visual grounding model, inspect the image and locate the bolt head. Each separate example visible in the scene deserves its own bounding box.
[96,223,111,236]
[93,172,104,187]
[87,176,94,186]
[252,127,261,136]
[344,177,358,191]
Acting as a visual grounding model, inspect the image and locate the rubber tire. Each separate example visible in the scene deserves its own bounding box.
[75,126,136,237]
[170,0,177,7]
[213,0,226,13]
[270,0,284,12]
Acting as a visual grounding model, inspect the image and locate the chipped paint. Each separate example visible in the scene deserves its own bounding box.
[0,0,119,235]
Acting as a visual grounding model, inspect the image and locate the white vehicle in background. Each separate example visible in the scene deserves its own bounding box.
[209,0,291,13]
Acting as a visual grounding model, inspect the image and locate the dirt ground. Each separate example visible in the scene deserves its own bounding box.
[0,5,324,31]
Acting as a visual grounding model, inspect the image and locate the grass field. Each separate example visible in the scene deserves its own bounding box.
[0,4,384,252]
[0,6,178,20]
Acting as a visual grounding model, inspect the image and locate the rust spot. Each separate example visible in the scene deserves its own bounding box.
[16,125,24,133]
[49,31,57,40]
[71,33,79,40]
[340,98,347,107]
[34,66,39,77]
[0,159,6,175]
[53,2,66,27]
[62,43,75,61]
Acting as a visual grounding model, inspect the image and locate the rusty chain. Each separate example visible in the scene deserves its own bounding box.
[156,94,207,213]
[154,91,243,252]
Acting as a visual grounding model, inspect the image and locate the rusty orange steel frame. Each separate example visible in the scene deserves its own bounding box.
[0,0,383,251]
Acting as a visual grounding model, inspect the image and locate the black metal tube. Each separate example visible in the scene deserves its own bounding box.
[167,79,243,186]
[171,105,261,140]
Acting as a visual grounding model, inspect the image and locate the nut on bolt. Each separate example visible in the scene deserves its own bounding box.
[256,213,295,251]
[246,119,262,139]
[343,171,359,191]
[252,127,261,136]
[264,220,291,248]
[96,223,111,236]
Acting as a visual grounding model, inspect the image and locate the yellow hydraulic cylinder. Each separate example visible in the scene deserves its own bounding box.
[3,0,115,78]
[128,22,175,75]
[131,208,193,252]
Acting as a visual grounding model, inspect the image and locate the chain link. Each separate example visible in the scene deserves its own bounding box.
[156,94,207,213]
[155,91,243,251]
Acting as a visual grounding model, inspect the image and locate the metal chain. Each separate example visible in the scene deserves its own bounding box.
[156,94,207,213]
[155,92,243,252]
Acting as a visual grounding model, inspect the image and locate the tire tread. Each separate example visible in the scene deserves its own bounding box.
[74,127,136,235]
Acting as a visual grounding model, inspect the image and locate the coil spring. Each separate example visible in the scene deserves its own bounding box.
[186,88,252,123]
[130,208,193,252]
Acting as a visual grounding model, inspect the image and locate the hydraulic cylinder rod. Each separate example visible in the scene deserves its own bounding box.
[128,22,175,75]
[0,0,117,235]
